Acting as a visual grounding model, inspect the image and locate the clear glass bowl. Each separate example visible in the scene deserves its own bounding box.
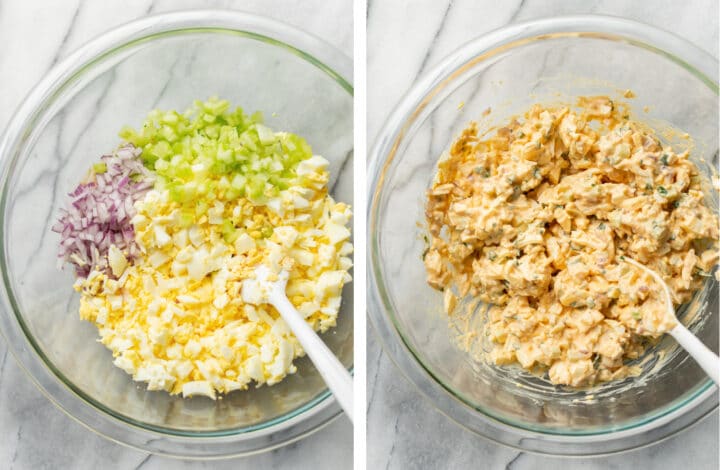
[368,15,718,456]
[0,10,353,458]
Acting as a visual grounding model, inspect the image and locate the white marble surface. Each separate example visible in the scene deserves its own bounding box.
[0,1,351,469]
[367,0,719,468]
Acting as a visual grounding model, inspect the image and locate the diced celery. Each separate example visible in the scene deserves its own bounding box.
[203,97,230,115]
[205,125,220,139]
[217,148,233,163]
[240,132,258,152]
[119,98,316,209]
[93,163,107,174]
[179,210,194,228]
[221,219,238,243]
[225,187,241,200]
[248,176,266,200]
[231,174,246,190]
[160,125,178,142]
[162,111,179,124]
[169,182,196,203]
[195,200,209,216]
[255,124,276,145]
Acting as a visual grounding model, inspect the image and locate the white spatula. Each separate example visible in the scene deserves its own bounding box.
[242,265,354,422]
[622,256,719,385]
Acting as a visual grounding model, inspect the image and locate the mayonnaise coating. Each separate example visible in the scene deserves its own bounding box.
[424,97,718,387]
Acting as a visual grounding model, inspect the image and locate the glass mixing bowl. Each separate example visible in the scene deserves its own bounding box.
[368,15,718,456]
[0,10,353,458]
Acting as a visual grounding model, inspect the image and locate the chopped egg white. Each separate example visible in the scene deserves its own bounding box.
[77,156,352,397]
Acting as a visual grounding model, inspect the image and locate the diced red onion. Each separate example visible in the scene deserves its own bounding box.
[52,144,154,278]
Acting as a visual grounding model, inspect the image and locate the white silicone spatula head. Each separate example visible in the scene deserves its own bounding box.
[622,256,719,386]
[242,265,354,422]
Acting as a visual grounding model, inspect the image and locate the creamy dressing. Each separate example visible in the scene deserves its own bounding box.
[424,97,719,387]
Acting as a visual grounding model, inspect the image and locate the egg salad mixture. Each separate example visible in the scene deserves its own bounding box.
[424,96,718,387]
[53,99,352,399]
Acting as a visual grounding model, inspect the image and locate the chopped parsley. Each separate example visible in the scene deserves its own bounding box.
[474,166,491,177]
[657,186,668,196]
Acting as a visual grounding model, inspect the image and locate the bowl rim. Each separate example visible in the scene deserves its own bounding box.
[0,9,353,458]
[367,14,718,456]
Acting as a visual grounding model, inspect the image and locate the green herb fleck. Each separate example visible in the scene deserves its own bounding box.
[598,223,606,230]
[632,311,641,320]
[660,154,669,166]
[657,186,668,196]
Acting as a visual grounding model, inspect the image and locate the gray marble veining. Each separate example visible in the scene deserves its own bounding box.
[0,1,352,469]
[367,0,719,469]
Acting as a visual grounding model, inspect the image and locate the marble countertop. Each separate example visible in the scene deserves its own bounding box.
[367,0,718,468]
[0,1,351,469]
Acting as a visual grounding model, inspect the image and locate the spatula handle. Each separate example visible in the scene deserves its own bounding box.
[269,290,354,422]
[670,323,720,386]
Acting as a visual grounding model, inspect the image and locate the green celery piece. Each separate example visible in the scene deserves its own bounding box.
[179,210,194,228]
[255,124,276,145]
[221,219,239,243]
[120,98,314,208]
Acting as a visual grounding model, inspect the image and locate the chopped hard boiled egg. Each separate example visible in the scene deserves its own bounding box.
[425,96,718,387]
[69,100,352,398]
